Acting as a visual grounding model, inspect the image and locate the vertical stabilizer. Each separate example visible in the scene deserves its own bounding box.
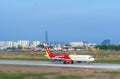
[45,46,54,58]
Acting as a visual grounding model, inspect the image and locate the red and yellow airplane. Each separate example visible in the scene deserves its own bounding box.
[45,46,95,64]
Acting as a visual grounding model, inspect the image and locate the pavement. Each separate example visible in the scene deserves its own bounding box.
[0,60,120,70]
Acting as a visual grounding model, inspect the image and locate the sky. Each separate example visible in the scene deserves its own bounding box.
[0,0,120,44]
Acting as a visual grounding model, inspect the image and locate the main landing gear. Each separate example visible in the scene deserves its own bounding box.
[63,61,74,64]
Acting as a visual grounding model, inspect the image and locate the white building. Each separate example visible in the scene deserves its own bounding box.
[0,41,15,49]
[32,41,40,47]
[13,42,18,48]
[17,40,29,48]
[0,40,31,50]
[0,41,6,49]
[69,42,84,47]
[88,43,96,47]
[7,41,13,47]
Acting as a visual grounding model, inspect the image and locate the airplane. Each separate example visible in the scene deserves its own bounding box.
[45,46,95,64]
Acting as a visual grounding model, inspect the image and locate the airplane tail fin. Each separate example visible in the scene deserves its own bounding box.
[45,46,54,58]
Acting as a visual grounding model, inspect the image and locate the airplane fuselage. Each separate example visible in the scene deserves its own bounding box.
[45,46,95,64]
[46,54,94,62]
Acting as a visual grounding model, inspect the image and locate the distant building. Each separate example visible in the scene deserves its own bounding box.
[101,39,110,46]
[17,40,29,48]
[117,42,120,45]
[0,41,17,49]
[0,41,13,48]
[32,41,40,47]
[88,43,96,47]
[13,42,18,48]
[69,42,84,47]
[45,31,48,44]
[0,41,6,49]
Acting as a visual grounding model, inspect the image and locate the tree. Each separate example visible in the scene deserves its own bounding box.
[37,44,44,48]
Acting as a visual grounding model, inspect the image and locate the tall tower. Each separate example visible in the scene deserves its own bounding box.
[45,31,48,44]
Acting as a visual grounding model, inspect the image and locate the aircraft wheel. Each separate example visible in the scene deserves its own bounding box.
[63,61,66,64]
[71,61,74,64]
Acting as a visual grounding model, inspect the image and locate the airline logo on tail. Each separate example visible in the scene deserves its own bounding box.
[45,46,54,58]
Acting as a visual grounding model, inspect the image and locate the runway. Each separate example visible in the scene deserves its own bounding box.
[0,60,120,70]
